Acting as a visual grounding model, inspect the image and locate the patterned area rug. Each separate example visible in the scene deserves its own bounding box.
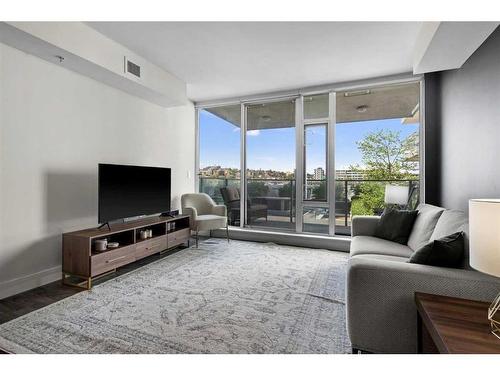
[0,239,351,353]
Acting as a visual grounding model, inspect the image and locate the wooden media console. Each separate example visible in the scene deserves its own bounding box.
[62,215,191,289]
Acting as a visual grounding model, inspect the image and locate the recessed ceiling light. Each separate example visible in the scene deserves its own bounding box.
[261,115,271,122]
[344,89,370,97]
[356,105,369,113]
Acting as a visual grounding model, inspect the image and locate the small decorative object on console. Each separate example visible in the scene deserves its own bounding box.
[95,239,108,252]
[107,242,119,249]
[140,230,148,240]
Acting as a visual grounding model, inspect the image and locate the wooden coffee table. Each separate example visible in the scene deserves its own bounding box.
[415,292,500,353]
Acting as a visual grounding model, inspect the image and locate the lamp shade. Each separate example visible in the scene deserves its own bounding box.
[384,185,408,205]
[469,199,500,278]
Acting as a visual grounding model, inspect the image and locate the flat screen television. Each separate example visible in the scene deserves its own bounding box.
[98,163,171,224]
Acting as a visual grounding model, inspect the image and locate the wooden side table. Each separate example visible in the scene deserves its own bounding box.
[415,292,500,353]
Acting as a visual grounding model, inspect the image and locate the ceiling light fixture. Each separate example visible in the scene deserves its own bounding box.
[356,105,369,113]
[261,115,271,122]
[344,89,370,97]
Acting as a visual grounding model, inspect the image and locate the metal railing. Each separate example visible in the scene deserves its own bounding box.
[199,176,419,229]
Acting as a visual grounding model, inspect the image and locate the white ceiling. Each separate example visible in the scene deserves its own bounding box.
[88,22,423,102]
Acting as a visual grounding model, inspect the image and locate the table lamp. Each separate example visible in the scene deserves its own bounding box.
[469,199,500,339]
[384,185,409,208]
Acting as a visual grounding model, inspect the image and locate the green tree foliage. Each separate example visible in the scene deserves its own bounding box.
[312,180,326,200]
[350,129,418,216]
[247,181,269,198]
[354,129,418,180]
[279,181,294,198]
[351,182,385,216]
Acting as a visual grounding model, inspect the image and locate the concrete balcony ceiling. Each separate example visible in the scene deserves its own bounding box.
[205,81,420,129]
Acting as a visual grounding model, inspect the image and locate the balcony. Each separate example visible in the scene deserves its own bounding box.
[199,177,419,235]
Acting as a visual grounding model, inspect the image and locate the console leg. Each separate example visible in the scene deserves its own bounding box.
[226,223,230,243]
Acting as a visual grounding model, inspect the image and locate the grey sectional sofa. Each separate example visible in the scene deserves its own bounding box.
[346,203,500,353]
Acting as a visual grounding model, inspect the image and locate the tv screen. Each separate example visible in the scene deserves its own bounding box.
[98,164,171,224]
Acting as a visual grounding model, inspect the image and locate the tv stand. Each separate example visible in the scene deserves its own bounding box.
[62,215,191,289]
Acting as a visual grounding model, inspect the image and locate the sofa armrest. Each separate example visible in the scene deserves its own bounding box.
[346,256,500,353]
[212,204,227,217]
[351,215,381,237]
[182,206,197,228]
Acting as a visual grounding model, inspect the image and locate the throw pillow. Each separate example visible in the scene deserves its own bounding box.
[374,207,418,244]
[408,231,465,268]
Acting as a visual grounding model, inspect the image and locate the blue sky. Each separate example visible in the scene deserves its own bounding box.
[199,109,419,172]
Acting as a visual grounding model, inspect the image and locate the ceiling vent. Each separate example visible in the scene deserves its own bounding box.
[124,57,141,79]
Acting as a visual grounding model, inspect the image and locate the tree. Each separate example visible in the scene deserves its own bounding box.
[279,181,294,198]
[354,129,418,180]
[247,181,269,198]
[350,129,418,216]
[312,180,326,200]
[350,182,385,216]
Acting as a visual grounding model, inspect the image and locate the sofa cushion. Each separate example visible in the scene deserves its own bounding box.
[350,235,413,258]
[374,208,418,244]
[430,209,470,269]
[430,209,468,241]
[408,232,465,268]
[407,204,445,251]
[195,214,227,231]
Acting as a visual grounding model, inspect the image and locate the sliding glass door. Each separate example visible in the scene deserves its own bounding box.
[245,99,296,230]
[197,79,422,236]
[301,93,331,234]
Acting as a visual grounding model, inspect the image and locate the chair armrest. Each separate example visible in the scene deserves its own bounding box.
[212,204,227,217]
[346,256,500,353]
[351,215,381,237]
[182,206,197,228]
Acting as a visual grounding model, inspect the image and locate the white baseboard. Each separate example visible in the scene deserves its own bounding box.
[0,266,62,300]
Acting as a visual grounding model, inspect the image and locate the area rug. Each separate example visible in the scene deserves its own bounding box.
[0,239,351,353]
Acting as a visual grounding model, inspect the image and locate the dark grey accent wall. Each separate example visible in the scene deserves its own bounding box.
[424,73,441,206]
[433,26,500,212]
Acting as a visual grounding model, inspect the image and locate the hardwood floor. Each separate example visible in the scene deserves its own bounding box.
[0,237,205,354]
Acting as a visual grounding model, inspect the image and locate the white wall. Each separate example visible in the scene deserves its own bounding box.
[0,43,195,298]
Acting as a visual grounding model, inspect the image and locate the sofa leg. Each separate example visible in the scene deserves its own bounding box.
[352,347,360,354]
[196,229,199,248]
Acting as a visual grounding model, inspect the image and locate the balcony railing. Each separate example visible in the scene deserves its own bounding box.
[199,176,419,234]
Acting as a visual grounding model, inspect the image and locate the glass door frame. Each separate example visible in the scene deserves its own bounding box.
[295,92,336,235]
[195,74,424,236]
[241,95,299,230]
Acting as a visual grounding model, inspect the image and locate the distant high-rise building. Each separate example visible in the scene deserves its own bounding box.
[313,167,325,180]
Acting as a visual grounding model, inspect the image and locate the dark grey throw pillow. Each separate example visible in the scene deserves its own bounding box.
[408,231,465,268]
[374,207,418,244]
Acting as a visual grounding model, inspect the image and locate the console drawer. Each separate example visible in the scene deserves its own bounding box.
[135,235,167,259]
[168,228,190,248]
[91,244,136,276]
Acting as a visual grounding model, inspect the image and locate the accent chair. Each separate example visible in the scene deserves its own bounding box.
[181,193,229,247]
[220,186,268,225]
